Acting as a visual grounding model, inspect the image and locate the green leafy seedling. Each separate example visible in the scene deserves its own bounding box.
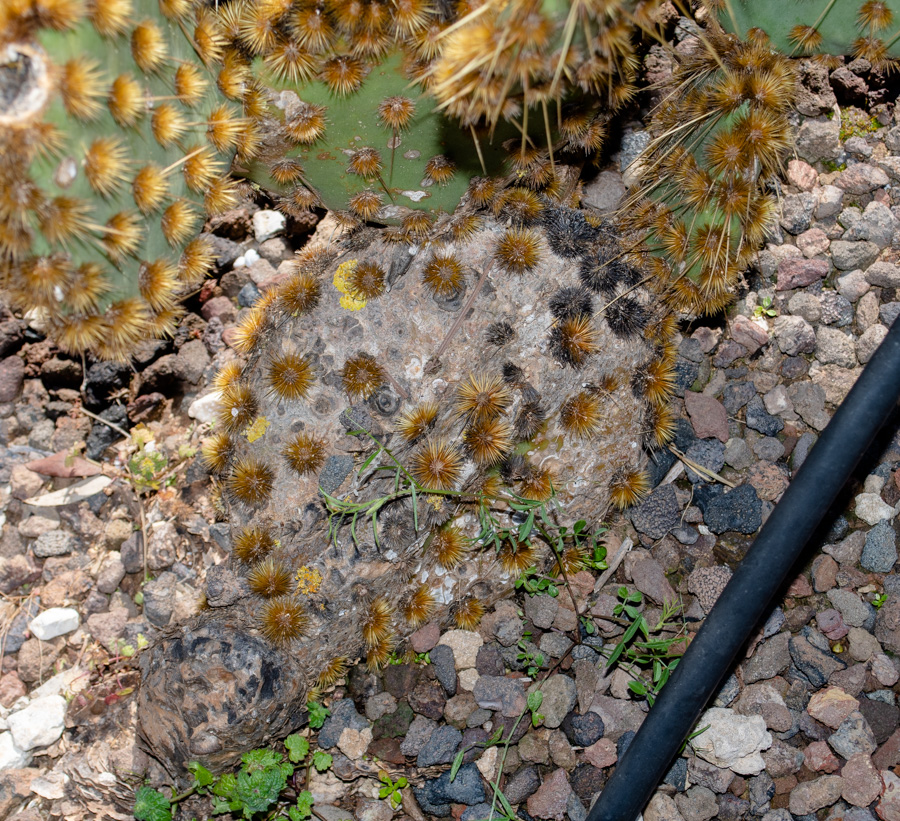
[378,770,408,810]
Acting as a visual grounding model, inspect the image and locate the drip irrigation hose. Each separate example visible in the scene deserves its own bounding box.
[587,318,900,821]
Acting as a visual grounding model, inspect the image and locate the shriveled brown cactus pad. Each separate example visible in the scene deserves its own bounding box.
[139,203,678,775]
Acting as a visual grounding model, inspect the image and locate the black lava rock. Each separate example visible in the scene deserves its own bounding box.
[693,483,763,535]
[561,711,605,747]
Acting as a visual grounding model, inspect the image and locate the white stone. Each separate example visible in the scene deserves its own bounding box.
[28,607,80,641]
[477,745,499,780]
[855,493,895,526]
[690,707,772,775]
[252,210,286,242]
[188,390,223,425]
[8,695,67,751]
[438,629,483,670]
[458,668,480,691]
[30,666,89,700]
[865,474,886,494]
[0,731,31,770]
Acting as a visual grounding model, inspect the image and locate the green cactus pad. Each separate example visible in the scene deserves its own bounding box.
[715,0,900,63]
[244,52,511,220]
[1,1,247,359]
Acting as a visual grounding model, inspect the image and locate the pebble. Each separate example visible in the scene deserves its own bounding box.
[684,440,726,484]
[837,269,871,302]
[142,572,176,627]
[807,687,859,729]
[505,765,541,804]
[690,708,772,775]
[0,732,30,770]
[831,240,880,271]
[527,768,572,821]
[828,589,872,628]
[32,530,76,558]
[693,484,762,535]
[28,607,79,641]
[473,675,526,717]
[416,725,462,767]
[630,484,681,540]
[414,762,484,815]
[684,391,729,443]
[429,644,456,695]
[318,699,369,750]
[7,696,66,751]
[829,711,877,758]
[776,259,829,291]
[399,714,435,757]
[789,775,844,816]
[560,710,605,747]
[437,630,482,670]
[252,210,286,242]
[537,675,577,729]
[816,326,857,368]
[855,493,896,526]
[744,396,784,436]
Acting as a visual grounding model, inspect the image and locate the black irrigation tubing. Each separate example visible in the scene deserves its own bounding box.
[588,317,900,821]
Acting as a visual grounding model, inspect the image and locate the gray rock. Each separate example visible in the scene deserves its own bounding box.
[399,714,436,756]
[630,484,681,539]
[539,632,573,659]
[504,765,541,804]
[853,201,897,248]
[524,592,558,630]
[816,327,857,368]
[430,644,457,696]
[744,396,784,436]
[795,118,841,162]
[473,675,527,717]
[414,763,485,816]
[789,383,830,431]
[780,192,816,235]
[722,381,756,414]
[880,302,900,328]
[120,532,143,575]
[828,589,873,628]
[417,724,462,766]
[142,571,177,627]
[743,632,791,684]
[33,530,77,558]
[865,261,900,288]
[819,292,853,327]
[858,325,889,364]
[675,785,719,821]
[816,185,844,219]
[538,675,577,729]
[694,484,762,535]
[773,316,816,356]
[788,292,822,324]
[861,521,897,573]
[829,711,877,759]
[789,632,846,688]
[836,163,890,194]
[724,438,754,470]
[830,240,880,271]
[753,437,785,462]
[684,440,726,483]
[837,269,871,302]
[96,552,125,594]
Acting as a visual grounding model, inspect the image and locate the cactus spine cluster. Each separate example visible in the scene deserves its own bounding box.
[0,0,256,360]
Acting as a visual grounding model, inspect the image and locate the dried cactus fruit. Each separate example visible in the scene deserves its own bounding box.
[0,0,254,360]
[139,203,678,774]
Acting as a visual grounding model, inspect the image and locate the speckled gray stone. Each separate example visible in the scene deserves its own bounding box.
[862,521,897,573]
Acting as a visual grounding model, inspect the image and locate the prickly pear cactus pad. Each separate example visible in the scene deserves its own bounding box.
[243,52,510,220]
[138,203,679,774]
[711,0,900,67]
[0,0,253,360]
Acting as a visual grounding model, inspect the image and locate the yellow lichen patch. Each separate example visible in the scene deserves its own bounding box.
[295,565,323,596]
[333,260,367,310]
[243,416,270,442]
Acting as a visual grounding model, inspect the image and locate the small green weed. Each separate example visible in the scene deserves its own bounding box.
[753,296,777,319]
[873,592,889,610]
[526,690,545,727]
[133,703,334,821]
[377,771,408,810]
[601,587,688,706]
[516,634,545,678]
